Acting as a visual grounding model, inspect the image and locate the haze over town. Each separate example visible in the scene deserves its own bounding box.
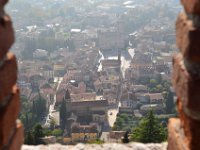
[6,0,181,145]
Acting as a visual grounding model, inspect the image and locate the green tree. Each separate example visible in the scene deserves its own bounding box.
[22,38,36,60]
[33,124,44,145]
[50,118,56,130]
[60,98,67,129]
[65,89,71,100]
[132,110,167,143]
[51,129,63,137]
[25,131,35,145]
[32,93,47,121]
[149,79,157,88]
[166,91,175,114]
[66,39,75,51]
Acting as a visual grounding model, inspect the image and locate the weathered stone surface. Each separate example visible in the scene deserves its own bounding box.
[176,13,200,62]
[0,86,20,149]
[0,52,17,102]
[22,143,167,150]
[177,99,200,150]
[181,0,200,14]
[0,14,14,60]
[8,120,24,150]
[172,54,200,117]
[167,118,188,150]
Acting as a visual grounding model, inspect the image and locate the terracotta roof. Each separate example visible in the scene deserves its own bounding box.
[71,99,108,108]
[71,92,96,101]
[149,93,164,100]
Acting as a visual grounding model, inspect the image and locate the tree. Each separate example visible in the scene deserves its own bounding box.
[32,93,47,121]
[149,79,157,88]
[50,118,56,130]
[33,124,44,145]
[66,39,75,51]
[60,98,67,129]
[65,89,71,100]
[122,131,130,143]
[166,91,175,114]
[25,131,35,145]
[22,38,36,60]
[132,110,167,143]
[51,129,63,137]
[113,117,123,131]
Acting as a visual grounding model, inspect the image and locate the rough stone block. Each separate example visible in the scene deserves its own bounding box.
[167,118,189,150]
[181,0,200,14]
[176,13,200,62]
[0,14,14,60]
[0,52,17,103]
[0,86,20,149]
[177,99,200,150]
[8,120,24,150]
[173,54,200,116]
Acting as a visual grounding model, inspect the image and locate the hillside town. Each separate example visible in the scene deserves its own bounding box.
[7,0,181,144]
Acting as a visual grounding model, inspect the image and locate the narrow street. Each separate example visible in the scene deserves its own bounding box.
[44,77,63,127]
[99,49,134,129]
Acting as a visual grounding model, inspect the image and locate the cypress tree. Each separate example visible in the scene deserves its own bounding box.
[25,131,35,145]
[65,89,71,100]
[33,124,44,145]
[60,98,67,129]
[166,91,174,114]
[132,110,166,143]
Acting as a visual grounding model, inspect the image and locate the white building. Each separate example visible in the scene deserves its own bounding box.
[33,49,48,59]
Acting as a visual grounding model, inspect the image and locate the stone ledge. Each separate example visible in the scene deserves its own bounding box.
[22,143,167,150]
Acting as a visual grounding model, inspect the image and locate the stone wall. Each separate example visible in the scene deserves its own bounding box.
[0,0,24,150]
[168,0,200,150]
[22,143,167,150]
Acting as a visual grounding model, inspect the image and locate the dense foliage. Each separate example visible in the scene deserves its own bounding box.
[25,124,45,145]
[112,114,137,132]
[59,99,67,129]
[132,110,167,143]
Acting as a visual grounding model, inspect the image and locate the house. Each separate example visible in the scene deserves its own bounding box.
[70,29,86,50]
[92,111,106,123]
[135,93,150,104]
[70,123,98,143]
[56,88,66,104]
[68,99,108,116]
[121,90,137,109]
[119,107,134,115]
[66,69,83,82]
[109,131,126,140]
[149,93,164,104]
[140,104,165,115]
[54,63,66,77]
[29,74,46,91]
[98,29,125,50]
[130,85,148,93]
[70,92,96,101]
[41,65,54,80]
[33,49,48,59]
